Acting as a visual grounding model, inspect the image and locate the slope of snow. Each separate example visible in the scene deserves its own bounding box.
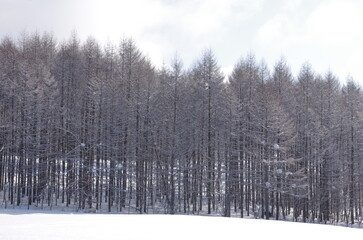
[0,209,361,240]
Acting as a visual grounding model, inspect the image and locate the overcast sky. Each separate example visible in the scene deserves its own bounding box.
[1,0,362,83]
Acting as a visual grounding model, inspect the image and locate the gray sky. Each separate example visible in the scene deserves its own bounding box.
[1,0,362,83]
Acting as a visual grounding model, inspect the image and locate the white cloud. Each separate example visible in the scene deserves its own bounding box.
[257,15,286,43]
[303,0,363,82]
[221,65,234,81]
[1,0,362,82]
[305,0,363,46]
[256,0,363,82]
[90,0,170,41]
[282,0,303,11]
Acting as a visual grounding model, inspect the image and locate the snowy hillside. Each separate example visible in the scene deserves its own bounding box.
[0,210,361,240]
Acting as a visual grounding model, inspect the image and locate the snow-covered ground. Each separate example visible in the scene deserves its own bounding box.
[0,209,361,240]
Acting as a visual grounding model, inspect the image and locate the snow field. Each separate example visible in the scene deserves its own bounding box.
[0,209,361,240]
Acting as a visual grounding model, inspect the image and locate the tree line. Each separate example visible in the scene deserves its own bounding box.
[0,32,362,225]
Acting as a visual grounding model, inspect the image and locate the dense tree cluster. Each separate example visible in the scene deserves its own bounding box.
[0,33,362,225]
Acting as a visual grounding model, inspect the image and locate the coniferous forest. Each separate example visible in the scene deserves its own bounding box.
[0,33,362,225]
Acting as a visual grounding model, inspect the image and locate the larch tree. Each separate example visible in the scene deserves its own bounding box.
[0,32,362,226]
